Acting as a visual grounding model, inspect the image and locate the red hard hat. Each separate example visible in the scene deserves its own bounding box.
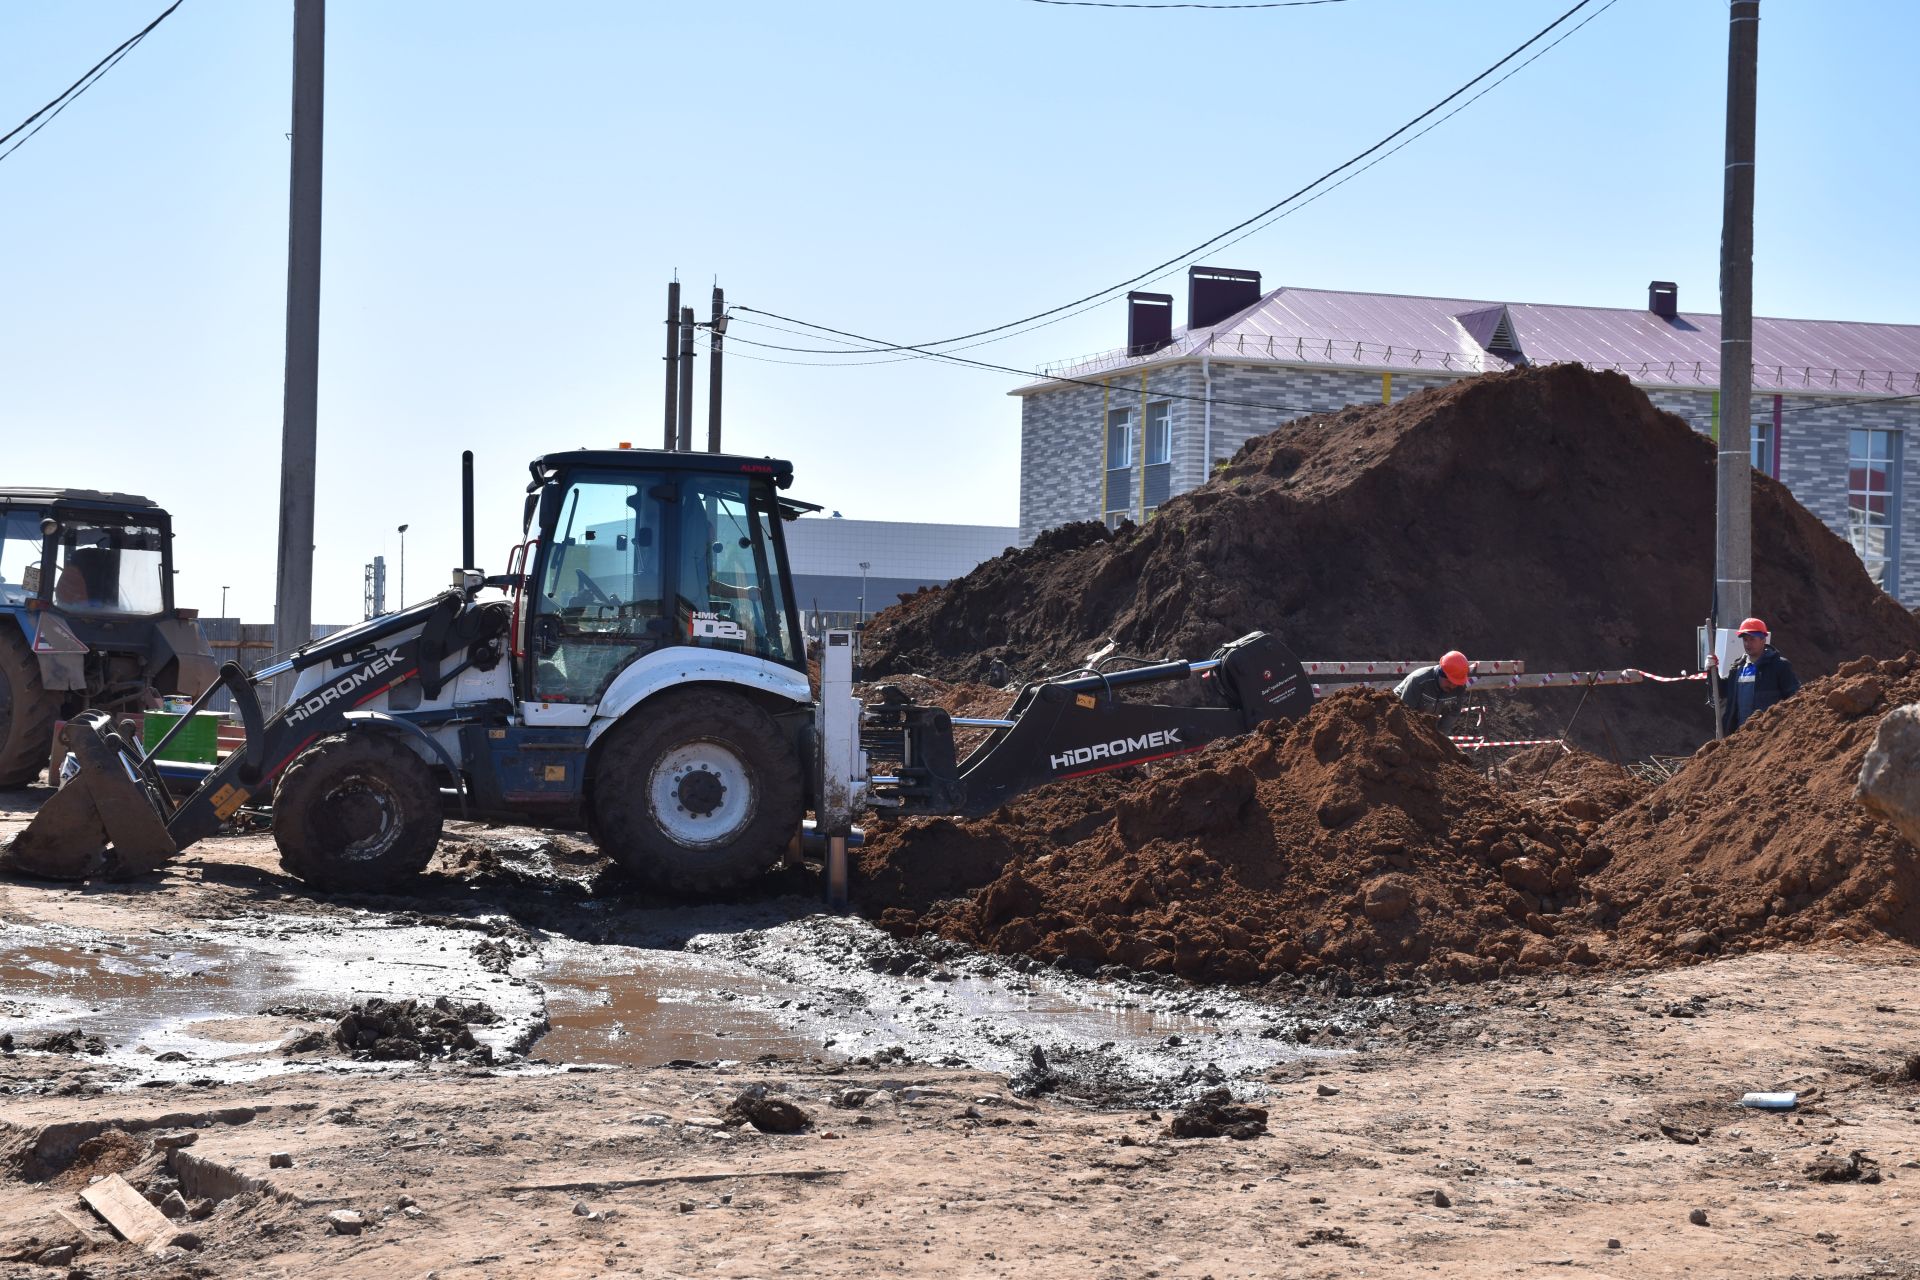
[1736,617,1769,636]
[1439,651,1470,684]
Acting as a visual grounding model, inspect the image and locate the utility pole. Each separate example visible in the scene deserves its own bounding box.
[662,279,680,450]
[397,524,408,608]
[708,284,725,453]
[676,305,696,452]
[272,0,324,704]
[1713,0,1759,737]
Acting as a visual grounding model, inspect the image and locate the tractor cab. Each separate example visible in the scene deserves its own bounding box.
[0,489,214,788]
[514,450,811,711]
[0,489,173,621]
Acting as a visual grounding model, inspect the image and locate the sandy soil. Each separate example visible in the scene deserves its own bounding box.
[1,805,1917,1276]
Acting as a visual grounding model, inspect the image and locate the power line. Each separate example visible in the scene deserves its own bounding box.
[755,0,1623,369]
[726,314,1348,419]
[727,309,1920,434]
[1025,0,1348,8]
[758,0,1606,357]
[0,0,186,165]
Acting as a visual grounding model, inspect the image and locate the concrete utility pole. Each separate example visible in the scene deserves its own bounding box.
[708,284,725,453]
[663,279,680,450]
[676,305,696,452]
[272,0,324,703]
[1714,0,1760,696]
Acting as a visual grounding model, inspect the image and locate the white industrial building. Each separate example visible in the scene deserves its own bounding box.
[782,516,1015,626]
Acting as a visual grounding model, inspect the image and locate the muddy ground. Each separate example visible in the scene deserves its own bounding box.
[4,795,1920,1277]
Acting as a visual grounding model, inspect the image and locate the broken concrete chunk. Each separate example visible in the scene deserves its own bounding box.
[723,1084,813,1134]
[1164,1087,1268,1140]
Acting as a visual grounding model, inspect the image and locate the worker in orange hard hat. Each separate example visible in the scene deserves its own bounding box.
[1394,650,1472,731]
[1707,616,1799,734]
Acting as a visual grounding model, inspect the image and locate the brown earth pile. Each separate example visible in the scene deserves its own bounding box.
[863,364,1920,758]
[858,688,1611,985]
[1498,744,1650,825]
[1592,654,1920,963]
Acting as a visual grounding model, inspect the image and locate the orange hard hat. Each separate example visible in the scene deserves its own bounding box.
[1439,651,1471,684]
[1736,617,1769,636]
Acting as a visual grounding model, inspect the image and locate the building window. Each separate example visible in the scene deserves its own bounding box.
[1751,420,1775,477]
[1848,428,1899,590]
[1104,408,1134,523]
[1106,409,1133,469]
[1145,402,1170,466]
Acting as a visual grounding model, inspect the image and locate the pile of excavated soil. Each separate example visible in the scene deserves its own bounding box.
[1592,655,1920,963]
[858,689,1610,984]
[1498,744,1650,825]
[864,364,1920,758]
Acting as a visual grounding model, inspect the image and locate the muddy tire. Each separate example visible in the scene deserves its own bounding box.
[590,688,803,895]
[273,731,444,892]
[0,628,59,788]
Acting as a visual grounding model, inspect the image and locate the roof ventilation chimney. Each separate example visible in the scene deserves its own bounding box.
[1648,280,1679,320]
[1126,291,1174,357]
[1188,266,1262,332]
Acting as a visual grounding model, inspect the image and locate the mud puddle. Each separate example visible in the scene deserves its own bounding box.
[0,913,544,1084]
[529,903,1383,1106]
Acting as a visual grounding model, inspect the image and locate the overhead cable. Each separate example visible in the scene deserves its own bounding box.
[0,0,186,165]
[756,0,1605,357]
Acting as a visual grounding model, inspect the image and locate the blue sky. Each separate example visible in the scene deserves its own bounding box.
[2,0,1915,624]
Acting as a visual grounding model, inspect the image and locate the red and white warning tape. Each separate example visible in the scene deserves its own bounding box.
[1448,736,1569,752]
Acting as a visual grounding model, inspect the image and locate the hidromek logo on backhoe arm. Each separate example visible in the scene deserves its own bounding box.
[1049,728,1181,772]
[285,651,405,725]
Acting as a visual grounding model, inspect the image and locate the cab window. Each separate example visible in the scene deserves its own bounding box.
[675,475,797,667]
[530,472,669,702]
[0,511,45,607]
[48,516,167,616]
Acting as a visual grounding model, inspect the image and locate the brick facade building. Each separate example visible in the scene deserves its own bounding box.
[1014,270,1920,601]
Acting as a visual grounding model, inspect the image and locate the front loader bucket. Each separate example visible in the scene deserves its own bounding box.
[0,715,176,881]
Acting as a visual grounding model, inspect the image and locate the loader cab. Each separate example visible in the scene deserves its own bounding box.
[0,491,173,618]
[519,451,807,704]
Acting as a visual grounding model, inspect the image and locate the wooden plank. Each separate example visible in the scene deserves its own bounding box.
[503,1168,847,1194]
[81,1173,175,1252]
[53,1205,115,1248]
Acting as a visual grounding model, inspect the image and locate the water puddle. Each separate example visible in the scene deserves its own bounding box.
[0,915,544,1082]
[531,908,1373,1101]
[536,942,824,1066]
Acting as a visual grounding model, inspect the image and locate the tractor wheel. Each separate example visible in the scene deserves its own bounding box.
[0,628,59,789]
[591,688,804,895]
[273,731,444,892]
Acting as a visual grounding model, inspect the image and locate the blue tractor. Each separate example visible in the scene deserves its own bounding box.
[0,488,216,788]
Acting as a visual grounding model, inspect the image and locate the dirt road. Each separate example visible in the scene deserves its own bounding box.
[4,802,1919,1277]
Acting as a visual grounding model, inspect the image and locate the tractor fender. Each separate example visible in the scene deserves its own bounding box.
[587,649,811,749]
[148,618,218,698]
[6,609,85,691]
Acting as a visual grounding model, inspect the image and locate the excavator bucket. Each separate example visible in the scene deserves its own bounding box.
[0,714,176,881]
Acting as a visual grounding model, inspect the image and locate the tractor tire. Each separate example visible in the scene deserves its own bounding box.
[591,688,804,895]
[0,628,59,789]
[273,731,444,892]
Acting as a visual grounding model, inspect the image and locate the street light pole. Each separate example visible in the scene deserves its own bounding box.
[397,524,408,608]
[220,585,230,619]
[858,561,871,623]
[1712,0,1760,739]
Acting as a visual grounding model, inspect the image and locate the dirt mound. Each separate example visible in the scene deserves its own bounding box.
[860,688,1610,984]
[1499,744,1650,825]
[863,364,1920,758]
[1593,654,1920,963]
